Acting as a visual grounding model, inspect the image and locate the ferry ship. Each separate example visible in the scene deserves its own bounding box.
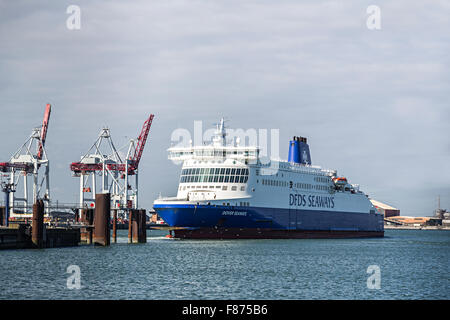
[153,119,384,239]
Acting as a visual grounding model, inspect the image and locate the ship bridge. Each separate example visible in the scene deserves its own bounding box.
[168,118,260,163]
[168,145,259,162]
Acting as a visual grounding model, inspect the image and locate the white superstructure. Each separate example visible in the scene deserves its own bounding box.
[157,119,378,216]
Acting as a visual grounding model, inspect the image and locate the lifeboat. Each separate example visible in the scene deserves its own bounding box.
[332,177,348,186]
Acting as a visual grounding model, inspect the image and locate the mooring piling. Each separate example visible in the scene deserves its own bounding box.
[128,210,133,243]
[128,209,147,244]
[31,200,44,248]
[139,209,147,243]
[0,206,5,226]
[132,209,139,243]
[112,209,117,243]
[93,193,110,246]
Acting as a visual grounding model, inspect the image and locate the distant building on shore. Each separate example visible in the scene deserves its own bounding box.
[370,199,400,218]
[387,216,442,227]
[149,209,166,225]
[373,196,449,228]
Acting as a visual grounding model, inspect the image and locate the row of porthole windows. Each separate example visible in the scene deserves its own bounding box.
[293,183,331,191]
[314,176,330,183]
[181,175,249,183]
[219,201,250,206]
[182,167,249,176]
[294,182,312,189]
[262,179,311,189]
[262,179,288,187]
[261,179,331,192]
[179,185,246,191]
[256,168,332,183]
[315,185,331,191]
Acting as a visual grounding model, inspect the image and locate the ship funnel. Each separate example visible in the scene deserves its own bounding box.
[288,136,311,165]
[288,139,300,163]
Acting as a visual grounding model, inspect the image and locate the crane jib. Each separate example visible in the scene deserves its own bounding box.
[37,103,51,160]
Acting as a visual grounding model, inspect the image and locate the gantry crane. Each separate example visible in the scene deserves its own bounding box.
[0,104,52,218]
[70,114,154,216]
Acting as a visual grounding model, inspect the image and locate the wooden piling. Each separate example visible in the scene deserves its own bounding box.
[93,193,110,246]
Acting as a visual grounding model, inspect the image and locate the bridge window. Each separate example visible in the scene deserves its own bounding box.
[180,167,250,184]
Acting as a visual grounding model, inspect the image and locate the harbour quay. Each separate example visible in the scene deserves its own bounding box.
[0,104,155,250]
[0,225,80,250]
[0,194,150,250]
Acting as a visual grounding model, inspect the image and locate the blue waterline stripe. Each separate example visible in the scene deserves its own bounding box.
[153,203,374,216]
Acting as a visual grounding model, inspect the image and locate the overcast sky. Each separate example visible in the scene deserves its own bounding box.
[0,0,449,216]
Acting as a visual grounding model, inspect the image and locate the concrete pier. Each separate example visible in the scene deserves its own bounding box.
[93,193,110,246]
[0,225,29,249]
[1,223,80,250]
[1,197,150,250]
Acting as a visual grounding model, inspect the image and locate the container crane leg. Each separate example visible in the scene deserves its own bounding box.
[45,163,50,214]
[9,170,14,217]
[23,174,28,212]
[135,172,138,209]
[79,174,85,212]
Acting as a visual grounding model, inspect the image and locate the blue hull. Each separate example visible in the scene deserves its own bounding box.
[153,204,384,239]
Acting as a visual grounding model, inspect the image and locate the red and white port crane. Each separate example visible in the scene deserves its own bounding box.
[0,104,52,217]
[70,114,154,214]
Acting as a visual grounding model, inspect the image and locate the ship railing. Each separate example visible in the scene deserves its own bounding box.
[157,196,188,202]
[168,146,259,161]
[258,160,331,175]
[168,154,259,162]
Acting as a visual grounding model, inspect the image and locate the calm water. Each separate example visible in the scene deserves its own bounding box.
[0,229,448,300]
